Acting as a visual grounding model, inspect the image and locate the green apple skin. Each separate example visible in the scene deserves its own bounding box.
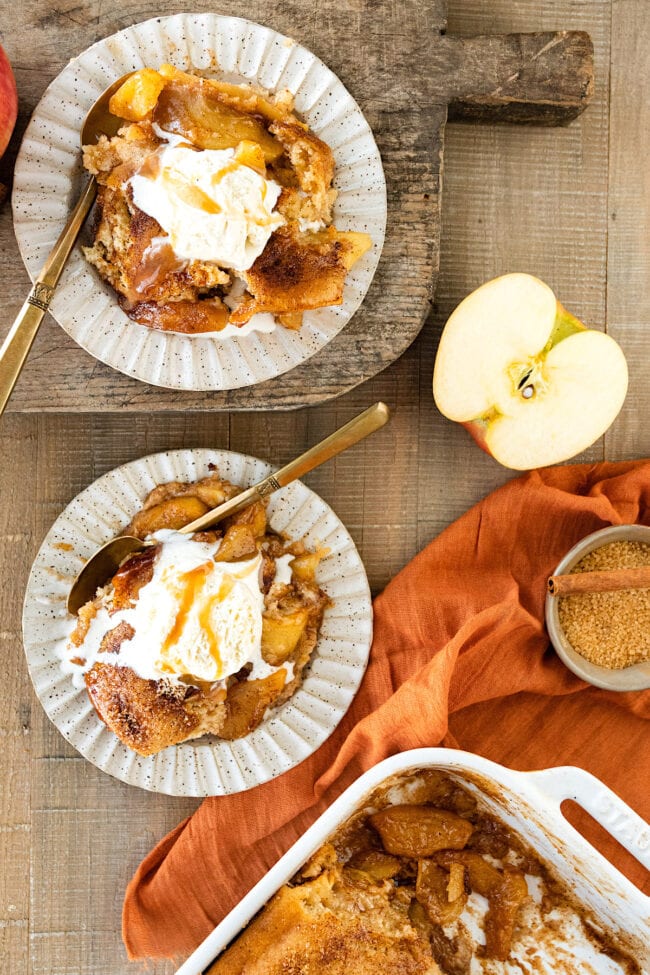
[462,302,586,458]
[0,45,18,159]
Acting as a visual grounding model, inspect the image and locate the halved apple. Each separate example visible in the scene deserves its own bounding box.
[432,273,628,470]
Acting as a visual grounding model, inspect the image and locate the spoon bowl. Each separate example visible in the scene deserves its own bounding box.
[81,72,134,145]
[69,535,144,615]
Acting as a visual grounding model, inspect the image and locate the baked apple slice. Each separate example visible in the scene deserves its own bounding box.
[369,805,474,856]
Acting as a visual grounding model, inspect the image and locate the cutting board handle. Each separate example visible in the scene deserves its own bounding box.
[439,31,594,126]
[527,765,650,877]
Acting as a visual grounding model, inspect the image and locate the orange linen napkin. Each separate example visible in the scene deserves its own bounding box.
[123,460,650,960]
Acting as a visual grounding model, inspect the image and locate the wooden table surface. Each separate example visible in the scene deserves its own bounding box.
[1,1,648,972]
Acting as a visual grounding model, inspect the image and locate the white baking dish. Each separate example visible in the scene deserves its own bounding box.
[175,748,650,974]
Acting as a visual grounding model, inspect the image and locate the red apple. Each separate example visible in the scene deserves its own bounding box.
[433,273,628,471]
[0,44,18,158]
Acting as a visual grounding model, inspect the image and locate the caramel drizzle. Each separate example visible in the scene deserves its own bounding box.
[162,171,223,214]
[160,562,222,674]
[131,238,187,297]
[210,160,240,186]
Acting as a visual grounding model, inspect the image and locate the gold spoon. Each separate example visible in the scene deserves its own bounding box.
[67,401,391,614]
[0,72,134,415]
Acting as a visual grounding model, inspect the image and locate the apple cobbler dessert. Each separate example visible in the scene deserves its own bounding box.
[66,468,330,756]
[82,65,372,334]
[209,770,640,975]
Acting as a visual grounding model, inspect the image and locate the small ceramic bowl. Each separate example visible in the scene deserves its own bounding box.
[545,524,650,692]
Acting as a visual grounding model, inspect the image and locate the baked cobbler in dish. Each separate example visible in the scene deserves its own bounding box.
[209,770,640,975]
[67,469,330,756]
[82,66,372,334]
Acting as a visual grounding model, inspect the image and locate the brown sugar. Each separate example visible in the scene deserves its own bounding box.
[558,540,650,669]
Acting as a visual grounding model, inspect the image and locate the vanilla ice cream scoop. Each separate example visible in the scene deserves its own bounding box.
[127,143,285,270]
[139,540,265,682]
[68,531,273,686]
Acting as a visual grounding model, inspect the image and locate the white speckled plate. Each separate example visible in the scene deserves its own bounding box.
[12,13,386,391]
[22,449,372,796]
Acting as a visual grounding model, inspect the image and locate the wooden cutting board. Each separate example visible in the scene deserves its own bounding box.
[4,0,593,412]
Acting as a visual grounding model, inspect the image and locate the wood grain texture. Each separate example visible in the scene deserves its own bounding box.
[2,2,647,975]
[604,0,650,461]
[0,0,592,412]
[446,31,593,124]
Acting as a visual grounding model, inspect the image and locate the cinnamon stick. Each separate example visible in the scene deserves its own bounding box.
[548,566,650,596]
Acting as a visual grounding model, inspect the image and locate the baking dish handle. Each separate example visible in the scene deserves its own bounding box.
[527,766,650,874]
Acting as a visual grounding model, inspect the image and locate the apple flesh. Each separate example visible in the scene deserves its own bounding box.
[432,273,628,471]
[0,44,18,159]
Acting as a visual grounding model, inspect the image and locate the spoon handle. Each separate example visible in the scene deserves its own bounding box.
[179,401,391,534]
[0,177,96,416]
